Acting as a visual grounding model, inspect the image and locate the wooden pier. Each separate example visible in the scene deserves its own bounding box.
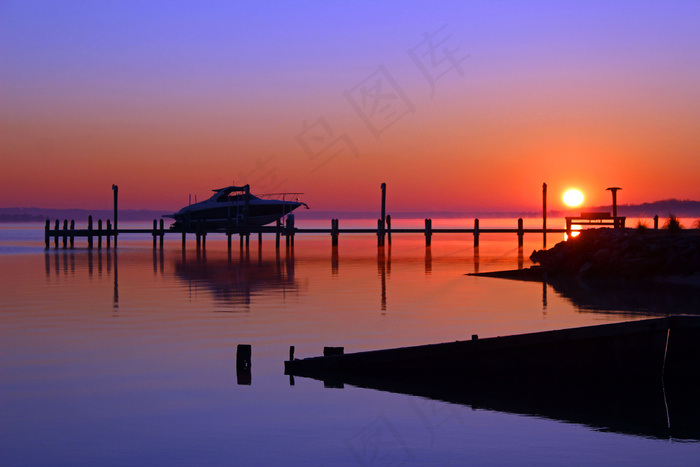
[45,215,570,250]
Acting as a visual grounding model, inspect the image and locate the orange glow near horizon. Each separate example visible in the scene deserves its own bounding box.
[1,4,699,213]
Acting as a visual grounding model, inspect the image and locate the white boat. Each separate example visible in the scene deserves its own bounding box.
[164,185,307,231]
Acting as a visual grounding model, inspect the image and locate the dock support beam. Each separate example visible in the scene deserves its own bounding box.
[474,218,480,247]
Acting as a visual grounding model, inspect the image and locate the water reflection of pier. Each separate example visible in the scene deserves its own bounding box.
[174,249,300,311]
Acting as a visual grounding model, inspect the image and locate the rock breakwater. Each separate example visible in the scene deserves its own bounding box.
[530,228,700,281]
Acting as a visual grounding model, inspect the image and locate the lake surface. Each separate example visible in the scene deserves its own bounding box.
[2,220,699,466]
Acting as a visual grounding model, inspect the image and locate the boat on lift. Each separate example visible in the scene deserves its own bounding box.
[164,185,308,232]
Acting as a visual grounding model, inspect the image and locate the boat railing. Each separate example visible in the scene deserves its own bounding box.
[256,192,305,202]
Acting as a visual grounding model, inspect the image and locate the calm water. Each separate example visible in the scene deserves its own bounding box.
[2,220,699,466]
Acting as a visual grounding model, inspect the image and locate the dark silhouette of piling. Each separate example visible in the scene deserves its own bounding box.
[236,344,252,385]
[386,215,392,245]
[542,183,547,247]
[474,218,480,247]
[87,216,93,249]
[518,218,524,247]
[112,185,118,248]
[331,219,339,246]
[425,218,432,246]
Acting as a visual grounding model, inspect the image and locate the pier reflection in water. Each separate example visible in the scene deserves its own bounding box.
[41,238,700,319]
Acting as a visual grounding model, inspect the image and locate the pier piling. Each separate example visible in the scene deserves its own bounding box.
[518,218,524,247]
[425,218,432,246]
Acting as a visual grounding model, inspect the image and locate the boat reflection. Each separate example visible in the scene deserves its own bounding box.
[174,250,301,311]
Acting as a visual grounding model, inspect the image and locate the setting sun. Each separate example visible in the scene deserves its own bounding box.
[563,189,584,207]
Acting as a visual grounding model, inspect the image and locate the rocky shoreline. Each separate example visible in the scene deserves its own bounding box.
[529,228,700,283]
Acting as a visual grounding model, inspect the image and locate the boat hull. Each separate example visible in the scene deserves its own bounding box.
[168,201,303,231]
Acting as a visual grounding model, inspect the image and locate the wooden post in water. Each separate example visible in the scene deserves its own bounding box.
[71,220,75,249]
[331,219,339,246]
[112,185,118,248]
[386,215,392,245]
[54,219,59,248]
[380,183,386,246]
[62,220,68,249]
[45,220,50,249]
[236,344,252,386]
[286,214,295,247]
[87,216,93,249]
[97,219,102,249]
[106,220,111,249]
[152,220,158,249]
[517,218,524,247]
[542,183,547,248]
[654,215,659,230]
[159,219,164,249]
[196,221,201,250]
[276,219,281,249]
[424,218,432,247]
[474,218,480,247]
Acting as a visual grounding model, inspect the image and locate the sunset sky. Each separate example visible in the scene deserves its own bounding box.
[2,1,699,213]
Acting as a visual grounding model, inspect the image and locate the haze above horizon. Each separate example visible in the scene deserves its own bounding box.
[2,2,699,213]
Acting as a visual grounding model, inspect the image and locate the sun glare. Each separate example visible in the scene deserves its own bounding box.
[563,189,584,207]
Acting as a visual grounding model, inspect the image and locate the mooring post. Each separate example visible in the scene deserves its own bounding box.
[380,182,386,246]
[152,219,158,249]
[331,219,339,247]
[286,214,295,248]
[517,218,524,247]
[87,215,93,249]
[54,219,59,248]
[474,218,480,247]
[97,219,102,249]
[70,220,75,248]
[377,219,385,246]
[425,218,432,247]
[45,219,50,249]
[542,182,547,248]
[159,219,164,249]
[258,231,262,248]
[275,219,281,249]
[62,220,68,249]
[106,220,111,249]
[196,222,201,250]
[386,214,392,245]
[654,215,659,230]
[236,344,252,385]
[112,185,118,248]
